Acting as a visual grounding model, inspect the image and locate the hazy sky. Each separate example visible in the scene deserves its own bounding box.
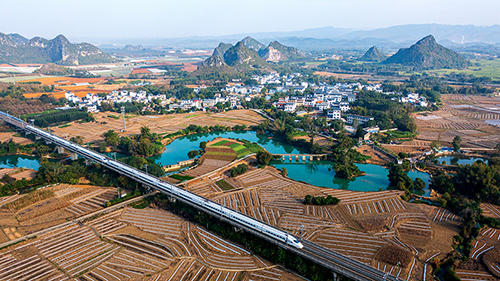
[1,0,499,40]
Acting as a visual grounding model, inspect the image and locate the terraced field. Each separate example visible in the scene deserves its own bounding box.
[0,205,304,281]
[0,184,119,239]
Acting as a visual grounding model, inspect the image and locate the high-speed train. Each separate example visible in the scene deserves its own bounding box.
[0,111,303,249]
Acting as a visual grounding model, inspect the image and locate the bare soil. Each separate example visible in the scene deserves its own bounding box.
[50,109,265,143]
[413,94,500,150]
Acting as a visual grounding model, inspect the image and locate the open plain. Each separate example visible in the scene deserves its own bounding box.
[49,109,265,143]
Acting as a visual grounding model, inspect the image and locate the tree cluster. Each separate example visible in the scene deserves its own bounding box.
[230,164,248,177]
[32,109,92,127]
[303,195,340,205]
[115,126,163,157]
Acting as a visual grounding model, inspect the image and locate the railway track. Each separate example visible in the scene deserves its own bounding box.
[299,240,397,281]
[0,111,401,281]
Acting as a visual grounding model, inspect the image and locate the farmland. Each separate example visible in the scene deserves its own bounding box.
[0,204,305,281]
[383,94,500,155]
[175,159,467,280]
[0,184,119,243]
[49,109,265,143]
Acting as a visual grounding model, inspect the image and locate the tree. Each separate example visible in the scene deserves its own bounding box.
[355,125,364,138]
[187,150,199,159]
[136,138,154,156]
[230,164,248,177]
[452,136,462,152]
[103,130,119,146]
[388,163,413,190]
[413,177,426,190]
[70,136,84,145]
[99,142,107,153]
[280,167,288,177]
[430,140,440,151]
[256,150,273,166]
[199,141,207,150]
[139,126,153,141]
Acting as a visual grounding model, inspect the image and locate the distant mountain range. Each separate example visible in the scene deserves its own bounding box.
[0,33,116,65]
[197,37,304,73]
[87,24,500,53]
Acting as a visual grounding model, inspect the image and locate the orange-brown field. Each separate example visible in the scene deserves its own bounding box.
[0,188,304,281]
[50,109,265,143]
[18,77,105,86]
[409,94,500,150]
[0,132,34,145]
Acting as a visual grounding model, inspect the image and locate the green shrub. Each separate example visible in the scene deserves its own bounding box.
[230,164,248,177]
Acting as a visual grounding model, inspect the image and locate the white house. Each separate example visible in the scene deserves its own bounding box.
[327,107,341,120]
[339,102,350,112]
[346,114,374,125]
[284,102,297,112]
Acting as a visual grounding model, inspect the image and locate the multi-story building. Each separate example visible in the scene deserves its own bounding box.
[346,114,374,125]
[327,107,342,120]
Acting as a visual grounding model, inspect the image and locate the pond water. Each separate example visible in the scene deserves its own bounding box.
[271,160,432,195]
[0,155,40,170]
[151,131,308,166]
[436,156,488,165]
[152,130,431,194]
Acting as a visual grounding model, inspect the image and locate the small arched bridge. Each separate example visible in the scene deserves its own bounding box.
[273,154,329,162]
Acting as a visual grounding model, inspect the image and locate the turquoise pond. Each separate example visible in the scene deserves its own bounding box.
[151,131,432,195]
[150,131,308,166]
[271,160,431,195]
[436,156,488,165]
[0,155,40,170]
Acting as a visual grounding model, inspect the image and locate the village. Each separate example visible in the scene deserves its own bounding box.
[63,72,428,130]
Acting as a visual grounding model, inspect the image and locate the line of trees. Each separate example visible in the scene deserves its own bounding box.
[32,109,92,127]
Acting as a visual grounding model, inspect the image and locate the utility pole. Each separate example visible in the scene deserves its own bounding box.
[121,106,126,132]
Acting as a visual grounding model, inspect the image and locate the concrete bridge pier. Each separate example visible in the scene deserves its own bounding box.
[57,146,64,154]
[310,156,313,161]
[85,159,90,166]
[35,136,41,140]
[45,141,52,145]
[302,155,306,162]
[295,155,299,162]
[282,155,285,162]
[332,272,339,281]
[70,152,78,161]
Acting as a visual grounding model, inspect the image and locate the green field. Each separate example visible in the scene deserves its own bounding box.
[209,139,261,158]
[212,140,230,146]
[204,151,236,157]
[23,110,60,118]
[0,75,55,83]
[216,179,234,191]
[427,59,500,79]
[169,174,195,181]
